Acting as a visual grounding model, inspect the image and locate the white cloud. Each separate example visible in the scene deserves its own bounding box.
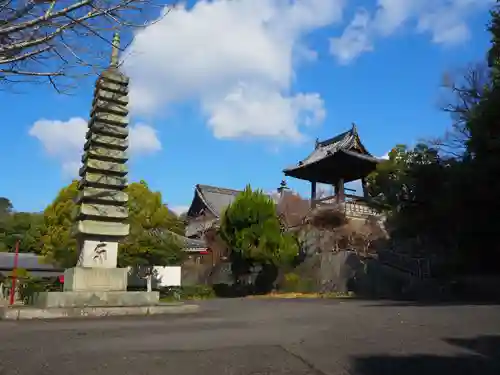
[330,0,491,64]
[29,117,161,177]
[329,8,372,65]
[122,0,343,141]
[380,151,390,160]
[205,85,325,140]
[129,123,162,155]
[169,205,190,216]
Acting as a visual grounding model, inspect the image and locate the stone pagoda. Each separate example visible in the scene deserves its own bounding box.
[72,32,130,272]
[32,34,163,311]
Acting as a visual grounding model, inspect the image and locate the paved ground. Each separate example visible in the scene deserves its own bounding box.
[1,298,500,375]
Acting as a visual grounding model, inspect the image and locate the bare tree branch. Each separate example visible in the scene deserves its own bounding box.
[433,62,491,158]
[0,0,179,91]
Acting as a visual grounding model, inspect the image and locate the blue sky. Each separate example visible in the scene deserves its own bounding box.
[0,0,493,214]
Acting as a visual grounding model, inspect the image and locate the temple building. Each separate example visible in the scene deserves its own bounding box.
[0,253,64,279]
[182,185,239,266]
[185,185,243,238]
[183,184,289,265]
[283,124,382,219]
[182,125,383,264]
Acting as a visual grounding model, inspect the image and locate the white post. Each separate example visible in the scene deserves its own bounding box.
[146,274,152,292]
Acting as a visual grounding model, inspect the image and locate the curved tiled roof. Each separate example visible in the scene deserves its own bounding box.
[194,184,279,217]
[0,252,64,278]
[0,252,61,271]
[185,184,281,238]
[195,184,242,217]
[147,228,207,250]
[185,218,218,238]
[283,124,380,173]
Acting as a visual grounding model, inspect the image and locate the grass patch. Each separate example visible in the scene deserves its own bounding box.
[248,291,356,299]
[159,295,214,302]
[159,285,216,302]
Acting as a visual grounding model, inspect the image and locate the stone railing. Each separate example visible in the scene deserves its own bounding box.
[315,194,382,219]
[344,200,380,218]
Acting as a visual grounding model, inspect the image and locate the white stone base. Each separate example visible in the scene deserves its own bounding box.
[1,304,200,320]
[77,238,118,268]
[64,267,128,292]
[34,291,159,308]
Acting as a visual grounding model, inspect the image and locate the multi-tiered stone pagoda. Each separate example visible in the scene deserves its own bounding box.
[58,32,133,298]
[71,32,130,272]
[29,34,197,315]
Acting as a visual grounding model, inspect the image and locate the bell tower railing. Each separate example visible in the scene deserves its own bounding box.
[314,193,382,219]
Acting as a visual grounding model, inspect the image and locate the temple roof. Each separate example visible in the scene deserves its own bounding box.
[0,252,60,271]
[283,124,381,184]
[185,184,243,237]
[168,230,207,251]
[185,184,283,237]
[147,229,207,251]
[185,218,219,238]
[0,252,64,278]
[190,184,242,218]
[187,184,283,219]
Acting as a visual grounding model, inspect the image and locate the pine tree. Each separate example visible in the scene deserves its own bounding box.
[219,185,298,284]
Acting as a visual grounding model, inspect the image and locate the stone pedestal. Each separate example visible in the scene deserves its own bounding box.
[33,291,159,309]
[63,267,127,292]
[33,267,159,309]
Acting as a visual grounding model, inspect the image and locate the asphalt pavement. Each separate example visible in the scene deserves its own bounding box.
[1,298,500,375]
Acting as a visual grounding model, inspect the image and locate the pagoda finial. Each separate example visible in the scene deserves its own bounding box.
[110,31,120,67]
[352,123,358,133]
[277,179,289,196]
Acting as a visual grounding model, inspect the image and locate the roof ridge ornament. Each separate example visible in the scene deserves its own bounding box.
[351,123,358,134]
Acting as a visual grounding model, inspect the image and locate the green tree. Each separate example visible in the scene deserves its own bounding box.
[119,180,185,268]
[366,144,413,212]
[360,3,500,276]
[456,1,500,272]
[39,181,79,267]
[0,197,13,217]
[367,144,440,210]
[219,185,298,287]
[367,144,465,258]
[488,1,500,86]
[0,196,44,253]
[39,180,184,270]
[2,212,44,253]
[19,212,45,253]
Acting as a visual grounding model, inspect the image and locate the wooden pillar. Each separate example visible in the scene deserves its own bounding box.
[334,178,345,203]
[310,181,317,208]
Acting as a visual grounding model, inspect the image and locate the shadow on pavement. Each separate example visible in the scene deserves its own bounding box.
[356,298,500,307]
[444,335,500,360]
[359,297,500,307]
[350,335,500,375]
